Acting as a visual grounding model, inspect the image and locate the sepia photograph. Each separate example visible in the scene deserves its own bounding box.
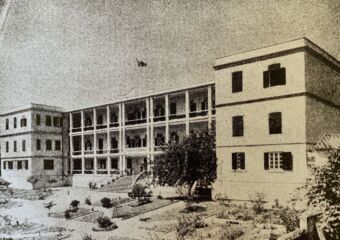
[0,0,339,239]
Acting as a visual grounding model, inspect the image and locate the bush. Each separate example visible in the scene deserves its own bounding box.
[48,178,57,184]
[130,184,151,205]
[277,207,300,232]
[70,200,80,209]
[218,224,244,240]
[64,209,71,219]
[97,216,113,228]
[85,197,92,206]
[83,234,95,240]
[181,201,206,213]
[176,214,207,239]
[0,178,11,188]
[100,197,112,208]
[249,192,265,214]
[27,176,38,185]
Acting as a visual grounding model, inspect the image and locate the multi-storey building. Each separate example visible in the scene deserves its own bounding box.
[68,83,215,186]
[0,104,68,189]
[213,38,340,202]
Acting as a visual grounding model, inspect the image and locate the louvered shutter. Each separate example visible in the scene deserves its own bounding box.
[263,71,269,88]
[240,153,245,169]
[282,152,293,171]
[264,153,269,170]
[279,68,286,85]
[232,153,237,170]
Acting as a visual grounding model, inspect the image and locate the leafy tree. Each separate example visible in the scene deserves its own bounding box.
[303,150,340,239]
[153,127,216,198]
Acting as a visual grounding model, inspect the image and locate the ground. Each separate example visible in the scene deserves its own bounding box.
[0,187,296,240]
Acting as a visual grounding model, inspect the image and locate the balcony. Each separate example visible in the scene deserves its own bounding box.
[125,147,148,153]
[154,145,165,152]
[96,124,107,130]
[125,118,147,126]
[153,116,166,122]
[84,125,94,131]
[96,149,108,155]
[84,170,94,174]
[72,170,82,174]
[189,110,208,118]
[72,127,82,133]
[110,149,119,154]
[169,114,185,120]
[84,150,94,155]
[110,122,119,128]
[72,151,82,156]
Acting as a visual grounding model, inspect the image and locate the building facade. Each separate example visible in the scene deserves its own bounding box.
[0,104,68,189]
[213,38,340,203]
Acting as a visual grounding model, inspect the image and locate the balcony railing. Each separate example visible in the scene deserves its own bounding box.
[154,145,165,152]
[84,125,94,131]
[84,150,94,155]
[153,116,166,122]
[110,149,119,154]
[72,170,82,174]
[72,127,82,133]
[96,124,107,130]
[169,114,185,120]
[97,170,108,174]
[110,122,119,128]
[189,110,208,118]
[96,149,108,155]
[125,118,147,125]
[72,151,82,156]
[84,170,94,174]
[125,147,148,152]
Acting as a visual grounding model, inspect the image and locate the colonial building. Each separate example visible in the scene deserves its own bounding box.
[213,38,340,202]
[0,104,68,189]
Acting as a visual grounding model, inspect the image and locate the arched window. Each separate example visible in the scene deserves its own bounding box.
[85,140,92,150]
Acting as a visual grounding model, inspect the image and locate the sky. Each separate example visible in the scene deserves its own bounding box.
[0,0,339,112]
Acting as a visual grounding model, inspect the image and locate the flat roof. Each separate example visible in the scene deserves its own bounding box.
[0,103,64,116]
[214,37,340,70]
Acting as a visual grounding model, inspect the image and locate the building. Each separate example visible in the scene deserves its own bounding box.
[0,104,68,189]
[68,83,215,186]
[213,38,340,203]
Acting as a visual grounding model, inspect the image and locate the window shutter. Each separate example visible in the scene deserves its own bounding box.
[264,153,269,170]
[263,71,269,88]
[279,68,286,85]
[282,152,293,171]
[232,153,237,170]
[240,152,245,169]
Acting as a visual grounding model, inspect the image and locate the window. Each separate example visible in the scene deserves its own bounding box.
[111,158,118,169]
[53,116,60,127]
[46,140,52,151]
[17,161,22,170]
[264,152,293,171]
[232,152,245,170]
[44,159,54,170]
[6,119,9,130]
[46,115,52,126]
[263,64,286,88]
[97,115,103,125]
[99,159,106,169]
[232,116,244,137]
[190,101,196,112]
[85,118,92,126]
[170,103,177,115]
[85,140,92,150]
[232,71,243,93]
[8,161,13,170]
[111,138,118,149]
[22,140,26,152]
[13,141,17,152]
[55,140,61,151]
[14,117,17,128]
[24,160,28,169]
[170,132,179,144]
[6,141,9,152]
[36,114,41,126]
[201,99,208,111]
[111,113,118,123]
[3,161,7,169]
[20,118,27,127]
[269,112,282,134]
[36,139,41,150]
[155,133,165,146]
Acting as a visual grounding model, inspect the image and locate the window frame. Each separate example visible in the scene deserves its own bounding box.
[46,115,52,127]
[20,118,27,127]
[13,140,17,152]
[232,152,245,171]
[14,117,17,128]
[232,71,243,93]
[36,139,41,151]
[264,152,293,171]
[36,114,41,126]
[269,112,282,134]
[263,64,286,88]
[6,119,9,130]
[55,140,61,151]
[232,115,244,137]
[44,159,54,170]
[22,140,26,152]
[46,139,52,151]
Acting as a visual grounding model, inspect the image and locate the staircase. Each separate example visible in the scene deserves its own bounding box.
[96,175,133,193]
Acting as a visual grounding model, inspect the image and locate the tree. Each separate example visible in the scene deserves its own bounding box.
[303,150,340,240]
[153,127,216,198]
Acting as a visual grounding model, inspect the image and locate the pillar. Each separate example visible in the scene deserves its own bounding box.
[165,94,169,143]
[208,85,212,129]
[185,90,190,136]
[107,106,111,176]
[81,111,85,174]
[93,108,97,175]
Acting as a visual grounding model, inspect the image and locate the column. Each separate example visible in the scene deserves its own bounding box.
[150,97,154,159]
[93,108,97,175]
[69,113,74,173]
[107,106,111,176]
[208,86,212,129]
[185,90,190,136]
[81,111,85,174]
[146,98,150,150]
[121,103,126,174]
[165,94,169,143]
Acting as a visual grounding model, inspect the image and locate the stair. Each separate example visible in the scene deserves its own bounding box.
[96,175,133,193]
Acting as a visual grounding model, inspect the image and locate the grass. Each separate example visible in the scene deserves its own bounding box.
[53,207,94,219]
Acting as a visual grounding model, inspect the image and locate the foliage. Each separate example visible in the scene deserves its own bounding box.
[97,216,113,228]
[85,197,92,205]
[277,207,300,232]
[64,209,71,219]
[153,128,216,198]
[249,192,266,214]
[70,200,80,210]
[302,150,340,239]
[176,214,207,240]
[100,197,112,208]
[43,201,56,216]
[0,178,10,188]
[27,176,38,185]
[218,223,244,240]
[181,201,206,213]
[130,184,151,205]
[82,234,95,240]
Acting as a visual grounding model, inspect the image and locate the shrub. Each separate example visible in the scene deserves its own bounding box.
[100,197,112,208]
[83,234,95,240]
[88,182,93,191]
[249,192,265,214]
[70,200,80,209]
[176,214,207,240]
[97,216,113,228]
[85,197,92,205]
[277,207,300,232]
[215,193,231,207]
[216,210,229,219]
[27,176,38,185]
[0,178,11,188]
[130,184,151,205]
[181,201,206,213]
[64,209,71,219]
[218,224,244,240]
[48,178,57,184]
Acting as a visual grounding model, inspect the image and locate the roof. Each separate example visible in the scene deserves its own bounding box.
[214,37,340,70]
[0,103,63,117]
[314,133,340,150]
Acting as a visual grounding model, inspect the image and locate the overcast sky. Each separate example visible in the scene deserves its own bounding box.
[0,0,339,112]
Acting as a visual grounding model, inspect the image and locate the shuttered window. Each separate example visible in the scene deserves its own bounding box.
[170,103,177,115]
[269,112,282,134]
[232,71,243,93]
[44,159,54,170]
[232,152,245,170]
[263,64,286,88]
[232,116,244,137]
[264,152,293,171]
